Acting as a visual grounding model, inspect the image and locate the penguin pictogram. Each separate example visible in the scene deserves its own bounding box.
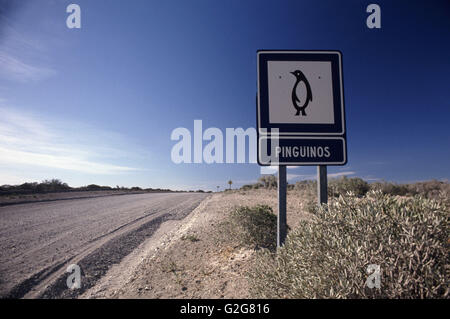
[290,70,313,116]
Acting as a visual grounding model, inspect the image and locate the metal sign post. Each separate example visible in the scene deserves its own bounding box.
[277,165,287,248]
[317,165,328,205]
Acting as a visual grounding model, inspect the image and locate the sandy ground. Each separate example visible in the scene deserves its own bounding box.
[84,189,312,299]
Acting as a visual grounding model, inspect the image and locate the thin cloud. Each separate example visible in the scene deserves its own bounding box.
[361,175,382,182]
[0,50,55,82]
[0,147,136,175]
[0,4,56,82]
[328,171,356,178]
[367,161,387,165]
[261,166,302,175]
[0,107,141,175]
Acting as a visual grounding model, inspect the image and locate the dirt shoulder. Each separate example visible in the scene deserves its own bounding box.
[83,189,311,299]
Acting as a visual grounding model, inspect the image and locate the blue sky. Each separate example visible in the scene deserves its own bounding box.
[0,0,449,190]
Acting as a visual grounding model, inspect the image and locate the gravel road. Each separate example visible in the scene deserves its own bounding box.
[0,192,208,298]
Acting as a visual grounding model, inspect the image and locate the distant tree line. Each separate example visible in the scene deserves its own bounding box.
[0,179,193,196]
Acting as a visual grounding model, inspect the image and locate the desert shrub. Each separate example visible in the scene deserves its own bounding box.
[293,180,316,192]
[81,184,113,191]
[370,180,450,201]
[407,180,450,199]
[258,175,278,189]
[241,184,254,191]
[370,181,409,196]
[252,183,264,189]
[250,191,449,298]
[329,176,369,197]
[37,179,71,192]
[222,205,278,251]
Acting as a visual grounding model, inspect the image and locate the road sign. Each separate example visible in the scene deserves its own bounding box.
[256,50,347,248]
[257,50,347,166]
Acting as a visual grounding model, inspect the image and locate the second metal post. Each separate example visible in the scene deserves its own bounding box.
[317,165,328,205]
[278,165,287,248]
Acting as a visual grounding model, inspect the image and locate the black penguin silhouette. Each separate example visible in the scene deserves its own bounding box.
[290,70,313,116]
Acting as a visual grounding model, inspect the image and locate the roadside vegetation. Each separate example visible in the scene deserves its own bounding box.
[241,176,449,201]
[231,177,449,298]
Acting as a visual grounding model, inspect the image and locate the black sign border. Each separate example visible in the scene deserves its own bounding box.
[257,50,345,135]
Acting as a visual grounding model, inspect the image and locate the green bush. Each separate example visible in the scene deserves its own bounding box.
[250,191,449,298]
[223,205,278,251]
